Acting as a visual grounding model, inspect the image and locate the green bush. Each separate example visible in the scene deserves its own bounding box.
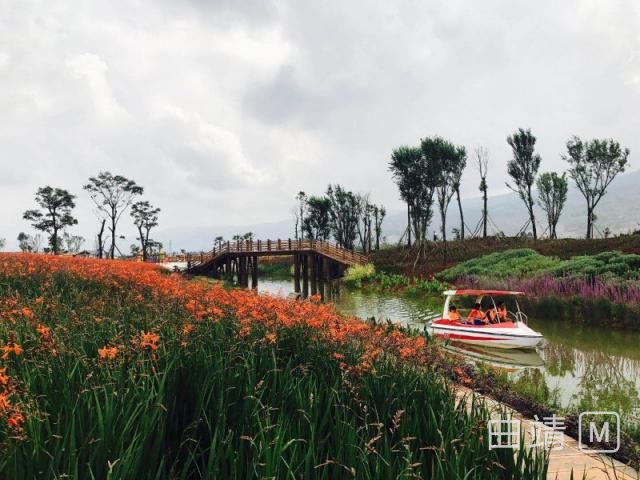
[439,249,557,282]
[343,263,376,287]
[440,248,640,282]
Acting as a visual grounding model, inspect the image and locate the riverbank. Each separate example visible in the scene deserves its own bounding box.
[370,236,640,277]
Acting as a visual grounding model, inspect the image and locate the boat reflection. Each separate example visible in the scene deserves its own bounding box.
[441,342,545,370]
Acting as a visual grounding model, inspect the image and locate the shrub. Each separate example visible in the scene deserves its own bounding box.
[343,263,376,287]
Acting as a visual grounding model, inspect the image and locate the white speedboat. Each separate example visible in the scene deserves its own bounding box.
[428,289,544,350]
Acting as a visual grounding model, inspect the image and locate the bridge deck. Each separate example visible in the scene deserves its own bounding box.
[183,239,368,273]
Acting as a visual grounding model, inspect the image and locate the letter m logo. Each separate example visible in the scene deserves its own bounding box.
[579,412,620,453]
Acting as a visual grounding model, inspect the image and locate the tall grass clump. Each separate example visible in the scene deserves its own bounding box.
[0,254,549,479]
[344,263,376,287]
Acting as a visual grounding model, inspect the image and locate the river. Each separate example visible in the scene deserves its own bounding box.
[259,277,640,417]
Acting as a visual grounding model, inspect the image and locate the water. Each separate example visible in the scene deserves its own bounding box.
[259,277,640,416]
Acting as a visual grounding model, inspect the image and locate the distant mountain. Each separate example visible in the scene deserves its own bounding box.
[156,170,640,252]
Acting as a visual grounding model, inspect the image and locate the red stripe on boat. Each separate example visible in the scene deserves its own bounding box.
[436,333,504,341]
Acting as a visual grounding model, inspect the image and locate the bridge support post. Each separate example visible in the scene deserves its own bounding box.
[238,256,247,287]
[294,254,301,293]
[302,254,309,298]
[310,254,317,296]
[251,255,258,289]
[317,256,324,301]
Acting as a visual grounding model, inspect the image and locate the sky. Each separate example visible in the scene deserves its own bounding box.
[1,0,639,251]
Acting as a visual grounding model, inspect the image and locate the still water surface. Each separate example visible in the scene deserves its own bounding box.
[259,277,640,415]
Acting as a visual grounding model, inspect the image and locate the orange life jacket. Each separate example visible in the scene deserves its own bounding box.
[449,311,461,321]
[467,309,486,321]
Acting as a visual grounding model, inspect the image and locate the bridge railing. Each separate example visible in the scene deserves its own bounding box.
[176,239,368,267]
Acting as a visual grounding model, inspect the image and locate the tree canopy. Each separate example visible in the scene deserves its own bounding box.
[131,200,161,261]
[563,136,629,239]
[506,128,541,239]
[23,186,77,254]
[536,172,568,239]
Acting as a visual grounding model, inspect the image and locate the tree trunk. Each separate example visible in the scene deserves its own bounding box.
[52,227,59,255]
[110,212,117,259]
[456,189,464,241]
[482,189,488,238]
[586,206,593,239]
[97,219,106,258]
[406,204,412,247]
[527,189,537,240]
[440,207,447,242]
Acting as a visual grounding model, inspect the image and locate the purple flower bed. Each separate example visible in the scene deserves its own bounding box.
[456,274,640,305]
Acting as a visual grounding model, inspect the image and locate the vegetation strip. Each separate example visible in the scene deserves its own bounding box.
[0,253,551,479]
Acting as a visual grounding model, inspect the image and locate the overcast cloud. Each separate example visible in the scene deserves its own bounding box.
[1,0,639,251]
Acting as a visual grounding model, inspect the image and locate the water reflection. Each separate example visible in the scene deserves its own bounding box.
[259,277,640,415]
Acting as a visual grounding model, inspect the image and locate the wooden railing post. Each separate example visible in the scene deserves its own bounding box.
[288,238,291,250]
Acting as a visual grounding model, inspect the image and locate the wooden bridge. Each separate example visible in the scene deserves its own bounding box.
[183,239,368,299]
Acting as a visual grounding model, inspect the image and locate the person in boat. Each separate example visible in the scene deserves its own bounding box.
[448,305,462,322]
[467,302,487,325]
[496,301,508,322]
[485,305,499,324]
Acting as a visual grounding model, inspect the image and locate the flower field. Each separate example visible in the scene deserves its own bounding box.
[0,254,547,479]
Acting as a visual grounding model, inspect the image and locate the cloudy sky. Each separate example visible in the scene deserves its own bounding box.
[1,0,638,251]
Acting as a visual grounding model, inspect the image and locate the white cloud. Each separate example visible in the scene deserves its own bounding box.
[1,0,639,251]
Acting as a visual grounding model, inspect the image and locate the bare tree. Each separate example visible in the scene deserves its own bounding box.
[475,147,489,238]
[84,172,143,259]
[95,219,108,258]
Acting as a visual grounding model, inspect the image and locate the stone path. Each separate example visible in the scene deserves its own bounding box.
[456,387,638,479]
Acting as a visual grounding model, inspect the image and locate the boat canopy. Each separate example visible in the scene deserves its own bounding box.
[443,289,525,297]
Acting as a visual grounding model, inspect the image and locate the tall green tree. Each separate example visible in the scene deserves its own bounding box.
[506,128,541,240]
[390,145,438,251]
[422,137,464,243]
[451,145,467,240]
[389,146,421,247]
[303,195,331,240]
[131,200,161,261]
[84,172,143,259]
[294,191,307,240]
[326,184,360,250]
[563,136,630,239]
[23,186,77,254]
[536,172,568,239]
[373,205,386,250]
